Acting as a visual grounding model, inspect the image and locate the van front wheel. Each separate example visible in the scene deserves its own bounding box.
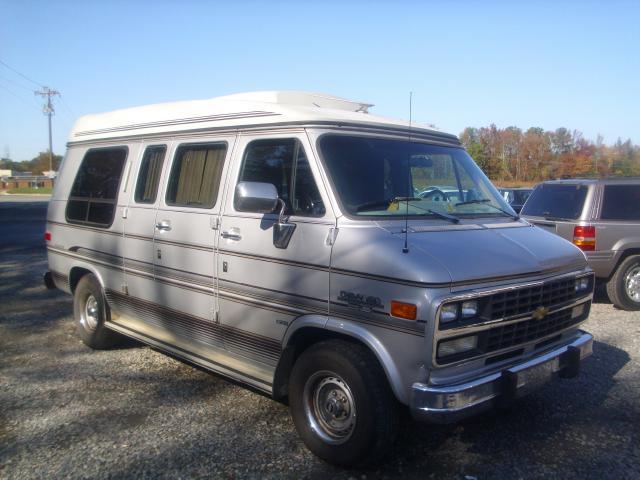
[73,274,122,349]
[288,340,398,466]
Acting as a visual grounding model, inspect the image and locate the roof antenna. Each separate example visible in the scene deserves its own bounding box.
[402,92,412,254]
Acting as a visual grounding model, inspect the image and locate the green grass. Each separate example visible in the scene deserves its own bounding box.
[5,187,53,194]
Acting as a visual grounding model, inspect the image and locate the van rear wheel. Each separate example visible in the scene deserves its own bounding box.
[288,340,398,466]
[606,255,640,311]
[73,274,122,349]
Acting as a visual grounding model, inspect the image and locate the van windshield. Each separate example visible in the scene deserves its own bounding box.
[318,134,513,219]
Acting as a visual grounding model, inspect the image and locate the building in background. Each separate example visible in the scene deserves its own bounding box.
[1,173,54,190]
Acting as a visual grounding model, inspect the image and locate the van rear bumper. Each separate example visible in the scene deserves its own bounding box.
[410,331,593,423]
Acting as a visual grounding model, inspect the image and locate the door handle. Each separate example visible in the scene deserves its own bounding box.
[221,228,241,241]
[155,220,172,231]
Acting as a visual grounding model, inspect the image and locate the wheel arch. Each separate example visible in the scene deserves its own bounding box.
[68,262,105,294]
[606,247,640,280]
[273,315,407,405]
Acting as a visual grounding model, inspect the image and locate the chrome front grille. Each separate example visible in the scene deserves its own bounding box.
[488,277,577,320]
[485,308,580,353]
[434,272,594,366]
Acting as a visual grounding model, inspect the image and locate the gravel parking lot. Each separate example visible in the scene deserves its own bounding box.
[1,199,639,479]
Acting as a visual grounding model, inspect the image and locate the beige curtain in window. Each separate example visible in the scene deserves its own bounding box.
[142,152,163,201]
[200,147,225,205]
[175,146,226,206]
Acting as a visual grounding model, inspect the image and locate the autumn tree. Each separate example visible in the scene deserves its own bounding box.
[460,125,639,183]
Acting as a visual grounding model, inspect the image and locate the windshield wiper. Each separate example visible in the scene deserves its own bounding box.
[455,198,491,206]
[427,209,460,223]
[404,203,459,223]
[354,197,460,223]
[402,202,460,223]
[455,198,519,220]
[355,197,421,212]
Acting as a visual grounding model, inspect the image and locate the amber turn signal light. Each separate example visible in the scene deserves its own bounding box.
[390,301,417,320]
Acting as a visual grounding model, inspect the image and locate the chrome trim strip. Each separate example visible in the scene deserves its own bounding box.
[48,246,421,337]
[106,320,273,394]
[439,297,592,338]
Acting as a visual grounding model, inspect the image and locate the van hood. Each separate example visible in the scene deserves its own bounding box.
[403,223,587,286]
[330,220,587,290]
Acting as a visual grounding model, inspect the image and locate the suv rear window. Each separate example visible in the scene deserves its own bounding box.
[521,184,588,220]
[601,185,640,220]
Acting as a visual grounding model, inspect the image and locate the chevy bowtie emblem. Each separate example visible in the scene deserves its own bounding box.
[532,306,549,320]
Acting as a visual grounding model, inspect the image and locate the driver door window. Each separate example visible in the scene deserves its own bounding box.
[236,139,325,217]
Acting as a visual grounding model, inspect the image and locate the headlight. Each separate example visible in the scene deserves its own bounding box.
[440,300,481,325]
[440,303,459,323]
[575,276,590,292]
[461,300,479,318]
[437,335,478,358]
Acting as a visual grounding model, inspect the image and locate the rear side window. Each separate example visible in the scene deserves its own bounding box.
[166,143,227,208]
[236,138,325,216]
[521,184,588,220]
[66,147,128,227]
[601,185,640,220]
[135,145,166,204]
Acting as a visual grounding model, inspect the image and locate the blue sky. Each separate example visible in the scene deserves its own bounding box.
[1,1,639,161]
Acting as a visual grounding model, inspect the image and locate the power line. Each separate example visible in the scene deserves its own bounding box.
[0,83,42,112]
[0,74,35,92]
[58,95,76,118]
[0,59,44,88]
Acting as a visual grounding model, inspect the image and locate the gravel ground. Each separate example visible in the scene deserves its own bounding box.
[1,201,639,479]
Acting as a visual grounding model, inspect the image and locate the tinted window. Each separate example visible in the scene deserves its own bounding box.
[521,184,588,219]
[513,189,532,204]
[236,139,325,216]
[66,148,127,227]
[319,135,511,218]
[135,145,166,204]
[166,143,227,208]
[601,185,640,220]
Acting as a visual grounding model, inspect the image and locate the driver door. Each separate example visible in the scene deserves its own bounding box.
[217,133,333,366]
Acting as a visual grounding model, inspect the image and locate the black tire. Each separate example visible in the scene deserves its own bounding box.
[288,340,399,467]
[73,274,122,349]
[606,255,640,311]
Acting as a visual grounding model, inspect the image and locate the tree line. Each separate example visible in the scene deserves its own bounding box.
[460,125,639,183]
[0,152,63,176]
[2,130,640,183]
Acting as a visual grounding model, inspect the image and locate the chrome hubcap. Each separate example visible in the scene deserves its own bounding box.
[81,294,99,331]
[624,266,640,302]
[303,372,356,444]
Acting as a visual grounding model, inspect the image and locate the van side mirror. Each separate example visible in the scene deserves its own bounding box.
[273,198,296,249]
[234,181,296,249]
[235,182,279,213]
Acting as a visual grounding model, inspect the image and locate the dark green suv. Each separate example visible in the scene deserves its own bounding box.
[522,178,640,311]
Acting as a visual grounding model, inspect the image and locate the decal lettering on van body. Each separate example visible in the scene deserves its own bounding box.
[337,290,384,312]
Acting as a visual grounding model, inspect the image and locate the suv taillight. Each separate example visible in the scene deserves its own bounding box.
[573,226,596,251]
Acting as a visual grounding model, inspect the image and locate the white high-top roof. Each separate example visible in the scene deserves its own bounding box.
[69,91,457,143]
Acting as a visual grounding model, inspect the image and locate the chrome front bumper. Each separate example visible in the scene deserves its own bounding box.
[411,332,593,423]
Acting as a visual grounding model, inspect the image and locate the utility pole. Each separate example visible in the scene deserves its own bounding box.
[34,87,60,175]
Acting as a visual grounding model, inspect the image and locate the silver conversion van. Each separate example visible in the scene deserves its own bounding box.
[45,91,594,466]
